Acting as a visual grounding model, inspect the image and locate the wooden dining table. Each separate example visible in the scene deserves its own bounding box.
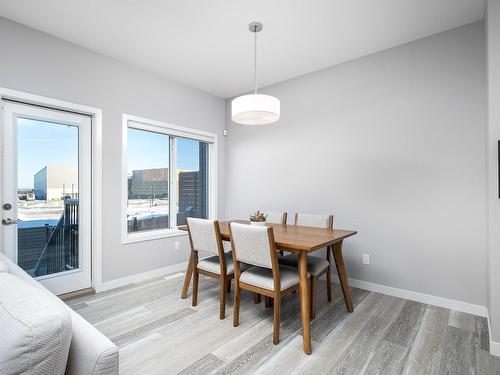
[180,220,357,355]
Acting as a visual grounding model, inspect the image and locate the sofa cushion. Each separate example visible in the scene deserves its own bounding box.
[0,252,119,375]
[0,260,9,273]
[0,273,72,375]
[65,311,119,375]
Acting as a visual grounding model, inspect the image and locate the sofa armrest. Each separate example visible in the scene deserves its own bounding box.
[65,310,119,375]
[0,252,119,375]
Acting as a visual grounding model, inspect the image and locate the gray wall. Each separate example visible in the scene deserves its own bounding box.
[0,16,490,311]
[487,0,500,343]
[225,22,488,306]
[0,17,225,282]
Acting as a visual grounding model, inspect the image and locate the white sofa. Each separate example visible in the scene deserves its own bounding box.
[0,252,119,375]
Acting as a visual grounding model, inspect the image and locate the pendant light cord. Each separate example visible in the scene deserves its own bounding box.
[254,24,258,94]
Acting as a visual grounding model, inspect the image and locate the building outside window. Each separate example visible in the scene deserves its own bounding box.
[176,138,209,226]
[34,165,79,201]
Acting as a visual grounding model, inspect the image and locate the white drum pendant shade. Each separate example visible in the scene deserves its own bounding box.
[231,94,280,125]
[232,22,280,126]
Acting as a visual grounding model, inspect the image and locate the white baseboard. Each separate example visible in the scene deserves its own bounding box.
[101,261,188,292]
[490,340,500,357]
[331,275,488,317]
[486,312,500,357]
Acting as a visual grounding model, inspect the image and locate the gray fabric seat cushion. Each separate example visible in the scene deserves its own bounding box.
[198,252,234,274]
[278,254,330,276]
[197,252,250,275]
[0,273,72,375]
[239,265,307,291]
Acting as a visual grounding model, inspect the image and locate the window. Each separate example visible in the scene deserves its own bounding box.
[126,128,170,233]
[122,115,216,243]
[175,138,209,226]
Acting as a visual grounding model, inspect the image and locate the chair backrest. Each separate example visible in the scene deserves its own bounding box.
[266,212,287,225]
[229,222,277,269]
[294,213,333,229]
[187,218,220,256]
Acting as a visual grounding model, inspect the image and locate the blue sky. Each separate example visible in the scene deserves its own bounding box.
[127,128,169,172]
[127,127,201,174]
[18,118,78,189]
[17,119,201,189]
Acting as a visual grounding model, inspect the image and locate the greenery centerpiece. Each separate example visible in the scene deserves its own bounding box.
[249,210,268,226]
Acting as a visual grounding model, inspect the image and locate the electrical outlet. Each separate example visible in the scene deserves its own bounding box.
[362,254,370,265]
[175,241,180,251]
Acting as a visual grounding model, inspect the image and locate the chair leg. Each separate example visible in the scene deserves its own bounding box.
[192,270,199,307]
[227,279,231,294]
[310,276,317,320]
[233,281,241,327]
[265,296,273,308]
[219,276,227,320]
[273,294,281,345]
[254,293,261,304]
[326,265,332,302]
[326,246,332,302]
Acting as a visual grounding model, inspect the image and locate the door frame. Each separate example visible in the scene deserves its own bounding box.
[0,87,104,292]
[2,102,92,294]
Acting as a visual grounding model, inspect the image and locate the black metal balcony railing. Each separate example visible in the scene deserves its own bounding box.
[32,198,79,277]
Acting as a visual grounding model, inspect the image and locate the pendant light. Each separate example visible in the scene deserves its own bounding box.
[231,22,280,125]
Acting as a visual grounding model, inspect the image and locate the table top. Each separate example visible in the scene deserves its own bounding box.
[180,220,357,253]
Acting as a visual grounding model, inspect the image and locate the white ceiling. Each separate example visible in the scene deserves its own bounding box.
[0,0,486,98]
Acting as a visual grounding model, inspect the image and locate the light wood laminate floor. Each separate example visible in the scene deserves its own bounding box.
[65,273,500,374]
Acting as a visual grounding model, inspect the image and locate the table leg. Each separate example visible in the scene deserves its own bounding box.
[181,250,195,299]
[332,240,353,312]
[298,251,312,354]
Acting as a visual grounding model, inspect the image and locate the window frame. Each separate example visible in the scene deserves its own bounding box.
[121,114,217,244]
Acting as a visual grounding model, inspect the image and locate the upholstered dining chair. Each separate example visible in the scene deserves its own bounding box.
[187,217,240,320]
[278,213,334,319]
[229,222,304,345]
[265,212,287,258]
[248,212,288,283]
[265,212,287,225]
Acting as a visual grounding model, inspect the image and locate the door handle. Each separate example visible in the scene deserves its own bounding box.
[1,218,21,225]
